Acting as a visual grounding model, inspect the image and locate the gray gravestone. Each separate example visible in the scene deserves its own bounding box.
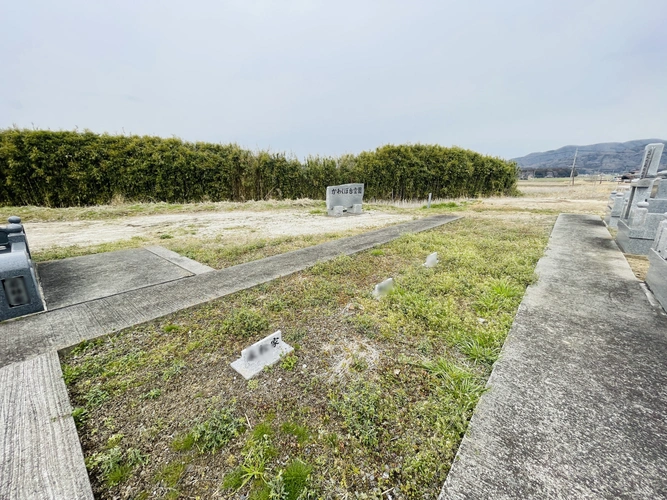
[0,217,45,321]
[604,190,618,225]
[608,191,627,228]
[326,183,364,216]
[639,143,664,179]
[230,330,293,379]
[617,170,667,255]
[646,213,667,311]
[618,143,664,223]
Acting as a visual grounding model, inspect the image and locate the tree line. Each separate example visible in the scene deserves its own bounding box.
[0,129,519,207]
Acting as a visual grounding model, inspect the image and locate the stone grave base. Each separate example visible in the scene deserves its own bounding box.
[615,220,655,255]
[607,214,621,229]
[646,248,667,311]
[37,246,212,310]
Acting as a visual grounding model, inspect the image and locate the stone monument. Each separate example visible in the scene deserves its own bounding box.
[326,183,364,216]
[230,330,294,379]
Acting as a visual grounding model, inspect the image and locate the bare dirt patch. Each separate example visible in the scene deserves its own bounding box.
[25,210,414,252]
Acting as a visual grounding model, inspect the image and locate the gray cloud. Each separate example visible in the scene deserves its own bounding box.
[2,0,666,158]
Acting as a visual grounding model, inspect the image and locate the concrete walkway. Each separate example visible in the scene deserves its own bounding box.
[440,214,667,499]
[1,214,460,499]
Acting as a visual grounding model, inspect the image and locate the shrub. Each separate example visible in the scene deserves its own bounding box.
[0,129,518,207]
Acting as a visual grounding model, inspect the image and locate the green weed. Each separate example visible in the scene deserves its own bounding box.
[190,407,246,453]
[85,444,146,487]
[280,353,297,371]
[280,421,310,445]
[162,360,186,381]
[170,433,195,452]
[282,459,313,499]
[140,388,162,400]
[330,382,388,447]
[83,386,109,409]
[221,308,269,338]
[154,460,187,488]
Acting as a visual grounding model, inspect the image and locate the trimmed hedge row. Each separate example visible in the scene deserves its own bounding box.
[0,129,518,207]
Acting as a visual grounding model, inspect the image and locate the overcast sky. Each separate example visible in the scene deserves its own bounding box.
[2,0,666,159]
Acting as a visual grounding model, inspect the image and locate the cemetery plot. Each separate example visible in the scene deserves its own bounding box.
[61,215,552,499]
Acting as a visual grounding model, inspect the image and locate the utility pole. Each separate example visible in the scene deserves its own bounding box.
[570,148,578,186]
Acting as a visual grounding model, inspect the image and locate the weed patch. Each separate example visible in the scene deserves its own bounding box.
[63,215,553,499]
[189,407,246,453]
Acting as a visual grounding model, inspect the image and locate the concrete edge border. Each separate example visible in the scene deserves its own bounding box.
[144,245,215,274]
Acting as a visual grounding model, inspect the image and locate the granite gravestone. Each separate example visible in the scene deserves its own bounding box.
[603,190,618,226]
[616,144,667,254]
[607,191,628,229]
[326,183,364,216]
[619,143,664,223]
[638,143,664,179]
[645,213,667,311]
[612,143,664,235]
[230,330,294,379]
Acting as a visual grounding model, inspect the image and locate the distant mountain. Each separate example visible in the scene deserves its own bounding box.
[512,139,667,175]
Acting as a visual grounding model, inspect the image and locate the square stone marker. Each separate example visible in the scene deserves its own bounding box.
[230,330,293,379]
[326,183,364,216]
[37,248,195,310]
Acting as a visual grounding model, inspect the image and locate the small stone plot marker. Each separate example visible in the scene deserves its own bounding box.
[372,278,394,299]
[230,330,294,379]
[424,252,438,268]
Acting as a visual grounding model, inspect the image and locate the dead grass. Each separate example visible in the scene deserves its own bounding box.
[624,254,650,281]
[0,199,326,223]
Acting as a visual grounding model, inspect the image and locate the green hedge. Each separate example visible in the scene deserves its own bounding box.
[0,129,518,207]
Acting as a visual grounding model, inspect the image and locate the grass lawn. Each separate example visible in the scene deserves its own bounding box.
[61,214,553,499]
